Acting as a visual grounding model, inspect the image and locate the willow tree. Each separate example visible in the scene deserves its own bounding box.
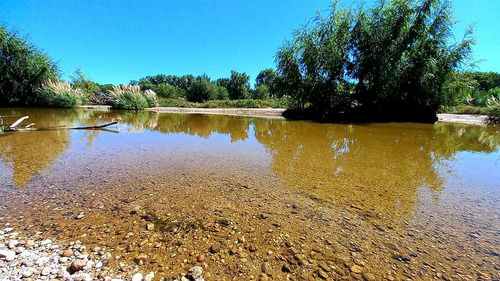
[276,0,474,122]
[0,25,59,105]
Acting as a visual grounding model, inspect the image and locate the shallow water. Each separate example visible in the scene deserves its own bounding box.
[0,108,499,280]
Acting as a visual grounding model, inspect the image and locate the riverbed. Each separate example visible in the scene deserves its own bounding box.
[0,108,499,280]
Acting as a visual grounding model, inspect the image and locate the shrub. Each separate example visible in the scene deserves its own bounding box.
[37,79,83,108]
[108,85,151,110]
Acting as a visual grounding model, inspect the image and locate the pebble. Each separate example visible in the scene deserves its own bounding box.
[71,259,87,272]
[186,266,204,280]
[0,227,150,281]
[350,265,363,273]
[132,273,143,281]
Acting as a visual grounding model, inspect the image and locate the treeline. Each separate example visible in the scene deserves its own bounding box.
[132,68,280,103]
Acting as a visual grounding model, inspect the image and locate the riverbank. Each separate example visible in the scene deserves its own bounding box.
[146,107,286,119]
[78,106,496,125]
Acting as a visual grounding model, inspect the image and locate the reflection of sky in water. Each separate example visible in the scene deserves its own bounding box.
[439,150,500,193]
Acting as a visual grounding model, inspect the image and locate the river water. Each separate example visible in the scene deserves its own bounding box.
[0,108,499,280]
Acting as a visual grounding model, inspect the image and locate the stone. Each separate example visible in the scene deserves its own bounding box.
[249,244,258,252]
[71,259,87,272]
[197,254,205,262]
[8,240,18,249]
[41,267,51,276]
[317,268,329,279]
[75,212,85,220]
[209,243,221,254]
[187,266,203,279]
[20,267,35,278]
[362,272,376,281]
[350,265,363,274]
[146,223,155,231]
[144,272,155,281]
[318,262,331,272]
[132,273,143,281]
[62,249,74,257]
[134,253,148,264]
[0,250,16,262]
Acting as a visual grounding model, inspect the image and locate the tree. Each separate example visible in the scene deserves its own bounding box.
[227,70,250,100]
[276,0,474,122]
[0,25,59,105]
[186,75,219,102]
[255,68,278,98]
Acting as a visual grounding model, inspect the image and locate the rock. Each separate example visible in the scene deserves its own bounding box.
[0,250,16,262]
[362,272,376,281]
[75,212,85,220]
[197,254,205,262]
[24,240,35,248]
[132,273,143,281]
[282,263,291,272]
[239,252,249,258]
[20,267,35,278]
[229,247,238,255]
[249,244,258,252]
[134,253,148,264]
[71,259,87,272]
[470,232,480,239]
[350,265,363,274]
[8,240,18,249]
[318,262,331,272]
[317,268,329,279]
[209,243,221,254]
[187,266,204,280]
[62,249,74,257]
[146,223,155,231]
[41,267,51,276]
[144,272,155,281]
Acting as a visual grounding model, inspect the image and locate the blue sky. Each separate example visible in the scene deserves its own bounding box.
[1,0,499,86]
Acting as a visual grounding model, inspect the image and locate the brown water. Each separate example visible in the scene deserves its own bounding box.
[0,108,499,280]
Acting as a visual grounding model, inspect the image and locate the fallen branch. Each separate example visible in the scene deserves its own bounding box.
[9,116,30,129]
[69,122,118,130]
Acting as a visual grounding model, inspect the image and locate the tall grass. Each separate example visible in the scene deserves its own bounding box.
[108,85,157,110]
[37,79,83,108]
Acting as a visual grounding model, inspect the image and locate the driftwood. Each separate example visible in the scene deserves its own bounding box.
[68,122,118,130]
[9,116,30,129]
[1,116,118,132]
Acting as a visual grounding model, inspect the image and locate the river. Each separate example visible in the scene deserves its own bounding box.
[0,108,499,280]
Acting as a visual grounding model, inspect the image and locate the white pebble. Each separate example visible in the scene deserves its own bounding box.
[132,273,143,281]
[0,249,16,261]
[145,272,155,281]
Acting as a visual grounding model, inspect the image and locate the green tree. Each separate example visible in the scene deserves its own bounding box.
[276,0,474,122]
[0,25,59,105]
[255,68,278,98]
[186,75,219,102]
[227,70,250,100]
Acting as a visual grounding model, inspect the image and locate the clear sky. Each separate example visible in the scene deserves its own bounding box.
[1,0,499,86]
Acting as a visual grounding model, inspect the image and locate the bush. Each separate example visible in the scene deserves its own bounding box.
[108,85,154,110]
[37,79,83,108]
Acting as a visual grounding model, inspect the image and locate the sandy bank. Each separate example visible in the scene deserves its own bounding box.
[146,107,286,118]
[437,113,490,125]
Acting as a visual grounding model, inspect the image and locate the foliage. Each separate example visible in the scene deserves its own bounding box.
[186,75,221,102]
[276,0,474,122]
[227,70,250,100]
[0,25,59,105]
[157,97,288,109]
[443,71,500,108]
[108,85,156,110]
[255,68,279,98]
[37,79,83,108]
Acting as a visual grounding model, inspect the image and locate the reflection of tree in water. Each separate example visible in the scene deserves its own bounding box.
[0,109,88,187]
[151,113,251,142]
[254,120,500,228]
